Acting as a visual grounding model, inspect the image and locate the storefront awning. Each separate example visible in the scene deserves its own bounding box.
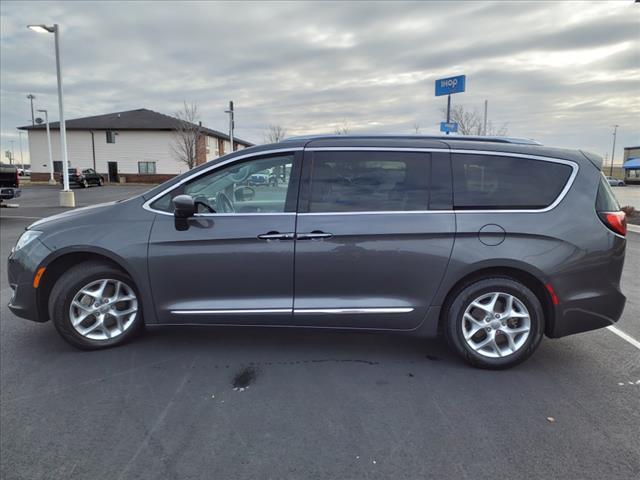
[623,158,640,169]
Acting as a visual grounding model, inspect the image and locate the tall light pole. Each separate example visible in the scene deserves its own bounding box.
[37,109,56,184]
[10,140,15,165]
[27,94,36,125]
[610,125,619,177]
[225,101,235,153]
[18,130,25,170]
[28,24,74,207]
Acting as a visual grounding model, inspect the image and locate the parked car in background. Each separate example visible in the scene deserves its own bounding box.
[17,167,31,176]
[7,136,627,369]
[60,168,104,188]
[0,163,21,203]
[606,176,625,187]
[248,171,278,186]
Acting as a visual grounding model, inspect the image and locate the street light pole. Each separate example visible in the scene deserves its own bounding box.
[225,101,235,152]
[18,130,25,170]
[37,109,56,184]
[27,94,36,125]
[610,125,619,177]
[28,23,74,206]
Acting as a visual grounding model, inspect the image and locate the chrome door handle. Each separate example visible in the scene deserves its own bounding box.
[297,231,333,240]
[257,232,295,240]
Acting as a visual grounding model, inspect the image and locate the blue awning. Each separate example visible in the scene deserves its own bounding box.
[623,158,640,169]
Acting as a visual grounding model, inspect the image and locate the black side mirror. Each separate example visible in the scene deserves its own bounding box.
[173,195,195,218]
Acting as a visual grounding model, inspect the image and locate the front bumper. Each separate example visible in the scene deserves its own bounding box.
[7,238,51,323]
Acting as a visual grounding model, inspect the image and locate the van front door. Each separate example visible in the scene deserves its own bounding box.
[293,147,455,330]
[147,151,301,325]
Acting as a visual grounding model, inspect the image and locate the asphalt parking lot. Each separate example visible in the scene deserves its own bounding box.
[1,185,639,480]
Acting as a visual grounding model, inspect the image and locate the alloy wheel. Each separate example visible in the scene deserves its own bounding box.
[462,292,531,358]
[69,279,138,341]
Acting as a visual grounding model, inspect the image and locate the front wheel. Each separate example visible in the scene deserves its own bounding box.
[49,261,143,349]
[82,179,89,188]
[444,277,545,369]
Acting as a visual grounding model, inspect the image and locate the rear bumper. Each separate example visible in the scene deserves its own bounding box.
[0,187,21,200]
[548,288,626,338]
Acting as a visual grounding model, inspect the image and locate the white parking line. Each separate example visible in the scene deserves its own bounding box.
[607,326,640,350]
[628,224,640,234]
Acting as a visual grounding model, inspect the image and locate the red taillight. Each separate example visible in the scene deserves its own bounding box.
[598,211,626,236]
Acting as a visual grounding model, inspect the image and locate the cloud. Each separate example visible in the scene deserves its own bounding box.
[1,0,638,165]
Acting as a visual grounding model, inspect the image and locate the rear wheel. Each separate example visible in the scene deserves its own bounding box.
[444,277,544,369]
[49,261,143,349]
[98,177,104,186]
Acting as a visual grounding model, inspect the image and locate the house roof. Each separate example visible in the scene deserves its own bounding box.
[18,108,253,146]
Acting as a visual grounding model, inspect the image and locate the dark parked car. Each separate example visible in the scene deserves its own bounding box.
[606,176,625,187]
[0,163,21,203]
[8,136,627,368]
[61,168,104,188]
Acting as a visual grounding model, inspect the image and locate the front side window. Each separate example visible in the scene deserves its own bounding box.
[138,162,156,174]
[151,153,294,214]
[308,151,430,212]
[452,154,573,210]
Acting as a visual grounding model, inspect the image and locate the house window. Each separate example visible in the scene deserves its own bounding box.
[106,131,116,143]
[138,162,156,174]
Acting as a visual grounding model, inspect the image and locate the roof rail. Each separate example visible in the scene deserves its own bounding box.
[282,134,542,146]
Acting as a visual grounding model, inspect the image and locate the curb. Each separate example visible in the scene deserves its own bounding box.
[628,224,640,234]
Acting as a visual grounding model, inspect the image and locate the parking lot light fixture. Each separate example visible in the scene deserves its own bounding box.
[27,23,74,206]
[37,109,56,184]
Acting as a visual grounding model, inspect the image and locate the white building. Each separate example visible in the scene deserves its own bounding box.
[20,108,252,183]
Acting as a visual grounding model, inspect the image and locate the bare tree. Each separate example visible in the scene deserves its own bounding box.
[442,104,508,136]
[413,122,421,134]
[171,101,202,170]
[334,119,351,135]
[264,124,288,144]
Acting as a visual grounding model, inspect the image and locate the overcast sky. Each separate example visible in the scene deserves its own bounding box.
[1,1,639,165]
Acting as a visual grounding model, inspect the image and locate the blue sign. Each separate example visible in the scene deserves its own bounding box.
[440,122,458,133]
[435,75,466,96]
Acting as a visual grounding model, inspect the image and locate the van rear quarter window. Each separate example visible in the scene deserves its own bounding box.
[452,154,573,210]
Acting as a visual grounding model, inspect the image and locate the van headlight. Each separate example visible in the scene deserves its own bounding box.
[13,230,43,253]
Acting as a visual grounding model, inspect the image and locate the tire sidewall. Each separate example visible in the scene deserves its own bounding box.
[50,265,142,349]
[447,278,544,369]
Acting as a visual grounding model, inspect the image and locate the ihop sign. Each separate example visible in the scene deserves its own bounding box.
[435,75,466,96]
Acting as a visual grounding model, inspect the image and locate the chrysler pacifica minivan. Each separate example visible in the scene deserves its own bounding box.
[8,136,626,368]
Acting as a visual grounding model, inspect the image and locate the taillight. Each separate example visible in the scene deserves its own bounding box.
[598,211,626,236]
[15,169,19,187]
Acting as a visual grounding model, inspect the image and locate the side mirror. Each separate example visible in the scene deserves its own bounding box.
[234,186,255,202]
[173,195,195,218]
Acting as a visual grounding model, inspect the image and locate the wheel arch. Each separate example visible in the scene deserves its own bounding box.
[437,265,556,338]
[36,248,137,323]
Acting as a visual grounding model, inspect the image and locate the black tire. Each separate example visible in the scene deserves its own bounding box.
[444,277,545,369]
[48,261,143,350]
[98,177,104,186]
[82,179,89,188]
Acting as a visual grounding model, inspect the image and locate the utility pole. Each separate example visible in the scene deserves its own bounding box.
[27,94,36,125]
[225,101,235,152]
[10,140,15,165]
[483,99,488,136]
[610,125,619,176]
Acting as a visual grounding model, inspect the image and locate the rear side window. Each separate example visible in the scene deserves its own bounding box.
[308,151,430,212]
[596,173,620,211]
[452,154,573,210]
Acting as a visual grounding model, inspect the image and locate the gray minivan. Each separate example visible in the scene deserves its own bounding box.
[7,136,627,368]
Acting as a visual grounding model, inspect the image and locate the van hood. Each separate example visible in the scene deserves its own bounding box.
[28,202,117,230]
